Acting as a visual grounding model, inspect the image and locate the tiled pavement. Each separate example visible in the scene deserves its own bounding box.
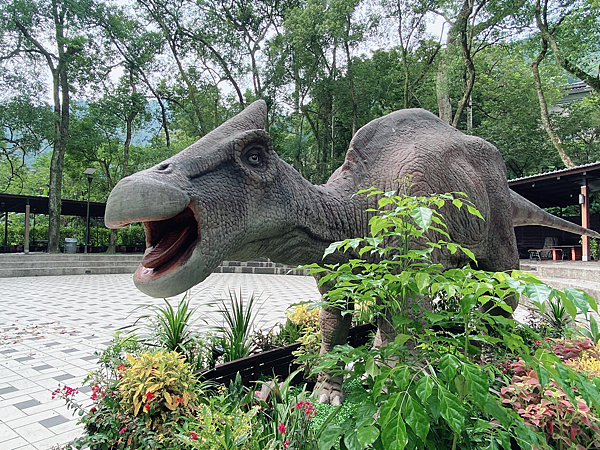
[0,273,322,450]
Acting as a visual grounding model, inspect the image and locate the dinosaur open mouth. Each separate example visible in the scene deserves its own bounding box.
[139,206,199,275]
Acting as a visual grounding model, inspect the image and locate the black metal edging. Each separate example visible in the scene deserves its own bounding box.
[197,323,377,387]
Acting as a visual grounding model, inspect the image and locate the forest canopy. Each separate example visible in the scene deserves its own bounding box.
[0,0,599,249]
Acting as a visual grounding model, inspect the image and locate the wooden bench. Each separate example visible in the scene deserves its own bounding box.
[528,248,562,261]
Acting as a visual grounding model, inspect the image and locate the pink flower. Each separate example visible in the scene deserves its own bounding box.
[144,403,150,412]
[277,422,286,434]
[146,392,154,401]
[535,339,541,345]
[295,400,317,418]
[190,431,197,440]
[119,427,126,434]
[284,440,289,449]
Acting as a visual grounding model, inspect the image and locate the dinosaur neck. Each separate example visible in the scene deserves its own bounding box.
[267,170,372,266]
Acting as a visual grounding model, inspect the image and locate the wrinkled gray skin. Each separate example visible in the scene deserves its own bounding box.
[105,100,600,405]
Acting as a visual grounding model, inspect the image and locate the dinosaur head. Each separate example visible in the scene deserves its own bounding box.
[105,100,296,297]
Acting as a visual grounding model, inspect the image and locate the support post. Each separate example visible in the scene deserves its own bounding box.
[24,201,30,255]
[581,184,590,261]
[85,176,92,254]
[3,211,7,246]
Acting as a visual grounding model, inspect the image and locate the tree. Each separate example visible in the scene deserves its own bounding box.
[0,98,54,192]
[0,0,99,251]
[534,0,600,95]
[531,35,575,167]
[380,0,441,110]
[434,0,528,128]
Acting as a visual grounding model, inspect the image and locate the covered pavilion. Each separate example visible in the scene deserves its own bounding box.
[509,161,600,261]
[0,193,106,251]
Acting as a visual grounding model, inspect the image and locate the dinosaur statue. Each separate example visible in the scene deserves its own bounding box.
[105,99,600,404]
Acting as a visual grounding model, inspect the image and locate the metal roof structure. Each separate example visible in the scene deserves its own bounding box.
[0,193,106,217]
[508,162,600,208]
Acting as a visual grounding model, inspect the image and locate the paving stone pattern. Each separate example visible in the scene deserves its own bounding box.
[0,272,321,449]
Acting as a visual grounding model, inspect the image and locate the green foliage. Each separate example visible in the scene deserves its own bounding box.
[117,224,146,245]
[500,341,600,449]
[304,189,600,450]
[125,295,206,370]
[118,351,198,426]
[215,291,260,362]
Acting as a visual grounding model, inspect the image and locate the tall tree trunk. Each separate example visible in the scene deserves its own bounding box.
[47,3,71,252]
[343,23,357,136]
[452,0,475,128]
[436,25,453,123]
[531,41,575,168]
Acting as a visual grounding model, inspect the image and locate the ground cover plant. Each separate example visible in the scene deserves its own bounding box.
[53,187,600,450]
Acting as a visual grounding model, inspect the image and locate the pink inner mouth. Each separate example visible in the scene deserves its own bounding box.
[139,206,199,277]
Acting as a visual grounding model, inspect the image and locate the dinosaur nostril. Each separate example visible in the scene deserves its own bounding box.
[157,163,170,171]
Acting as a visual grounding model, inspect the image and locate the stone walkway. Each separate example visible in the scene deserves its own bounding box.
[0,273,321,450]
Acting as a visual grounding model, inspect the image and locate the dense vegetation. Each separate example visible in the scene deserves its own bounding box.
[0,0,599,249]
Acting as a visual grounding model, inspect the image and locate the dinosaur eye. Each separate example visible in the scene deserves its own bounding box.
[247,153,261,165]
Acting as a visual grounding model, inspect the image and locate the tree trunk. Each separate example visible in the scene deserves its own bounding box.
[108,228,118,253]
[531,41,575,168]
[436,26,453,123]
[452,0,475,128]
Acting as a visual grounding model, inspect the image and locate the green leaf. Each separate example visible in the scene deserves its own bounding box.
[355,402,377,428]
[460,294,477,313]
[553,291,576,319]
[357,426,380,448]
[411,207,433,230]
[466,204,484,220]
[438,354,460,382]
[415,376,434,403]
[381,407,408,450]
[366,356,380,378]
[403,395,430,441]
[394,367,410,390]
[524,283,552,305]
[536,365,551,388]
[564,287,590,316]
[319,424,343,450]
[415,272,430,292]
[438,386,465,433]
[343,429,361,450]
[323,241,342,258]
[452,199,463,209]
[462,363,489,408]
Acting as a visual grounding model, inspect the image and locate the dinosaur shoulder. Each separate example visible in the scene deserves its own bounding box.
[326,108,458,188]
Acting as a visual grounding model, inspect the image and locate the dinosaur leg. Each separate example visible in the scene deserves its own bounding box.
[316,305,352,405]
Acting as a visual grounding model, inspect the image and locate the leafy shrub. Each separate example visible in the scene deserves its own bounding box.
[304,187,599,450]
[501,356,600,449]
[286,303,320,329]
[292,324,321,381]
[215,291,259,362]
[118,351,199,429]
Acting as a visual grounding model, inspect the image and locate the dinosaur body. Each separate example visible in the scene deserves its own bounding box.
[105,100,599,404]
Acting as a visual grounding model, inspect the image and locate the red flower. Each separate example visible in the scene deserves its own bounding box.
[117,363,125,371]
[189,431,197,440]
[146,391,154,401]
[277,422,286,434]
[535,339,541,345]
[144,403,150,412]
[284,440,290,449]
[90,407,97,413]
[119,427,126,434]
[176,397,184,403]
